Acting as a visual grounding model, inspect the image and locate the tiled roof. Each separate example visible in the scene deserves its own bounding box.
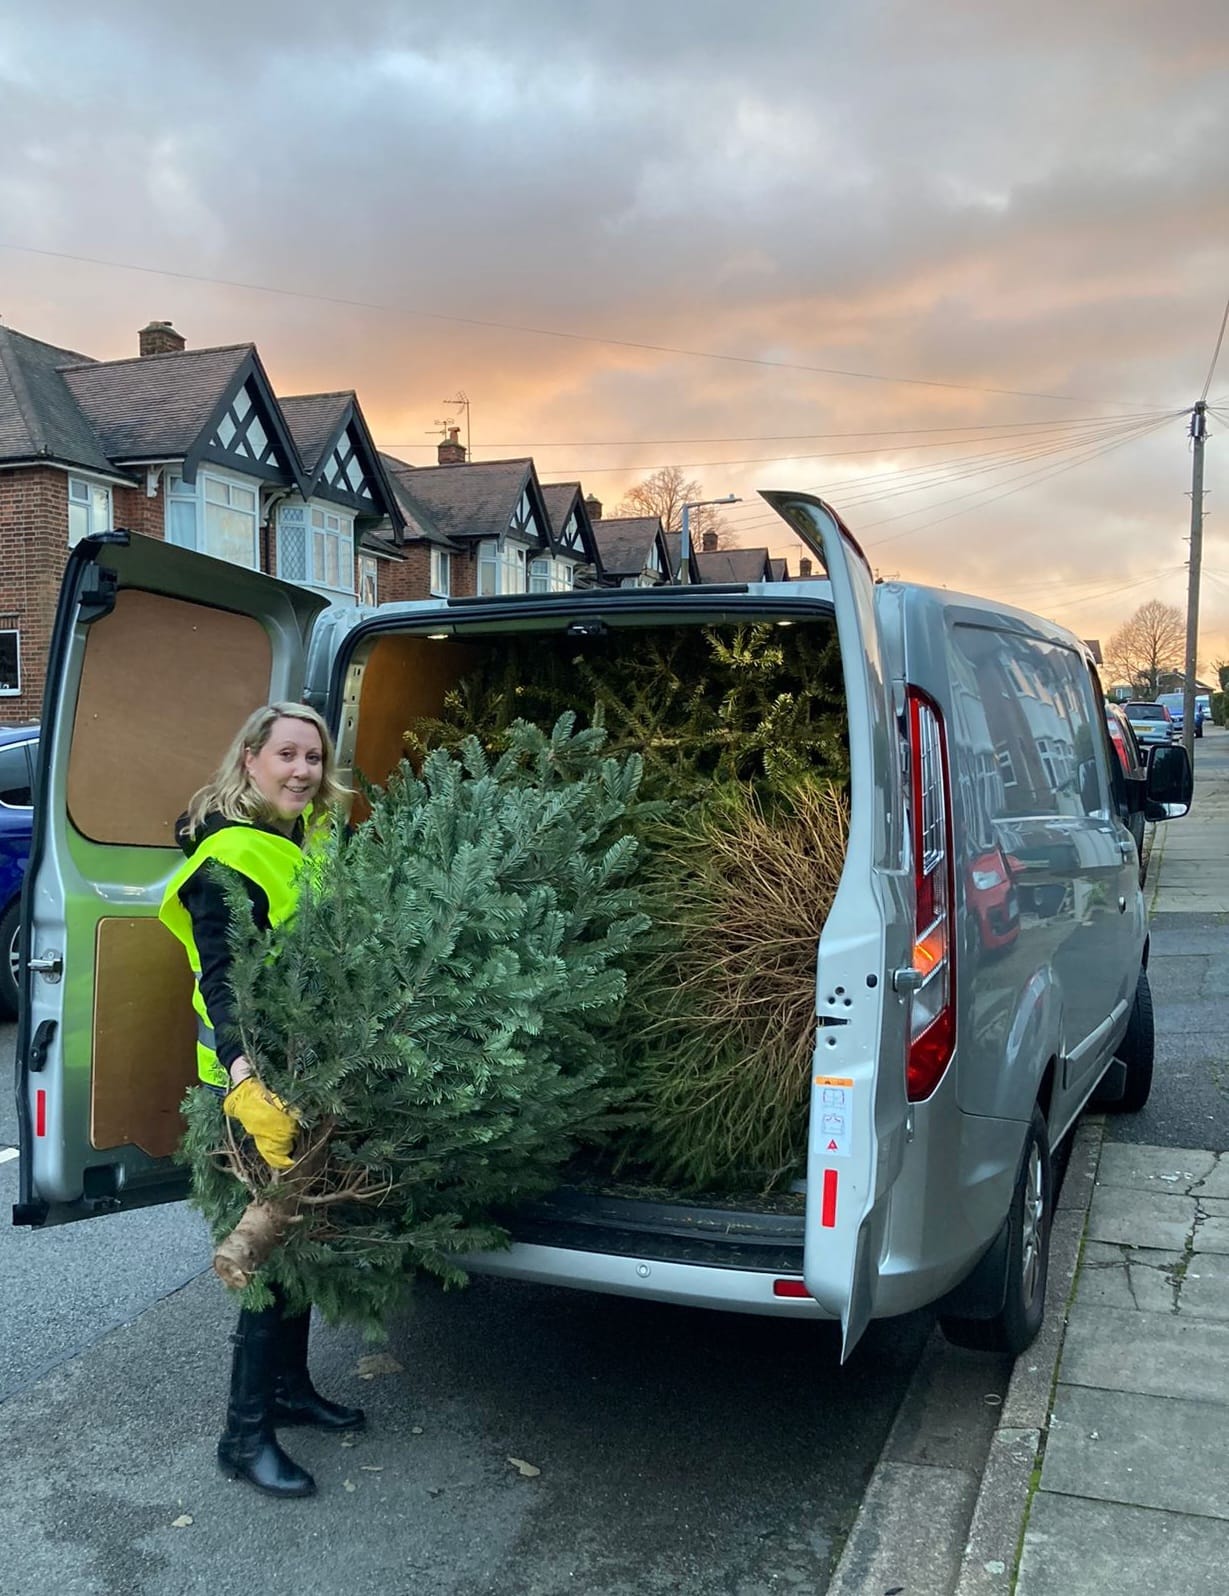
[378,456,456,548]
[540,481,581,537]
[0,326,115,475]
[591,515,661,576]
[381,456,533,544]
[279,392,352,474]
[769,556,789,581]
[696,547,773,584]
[60,344,253,460]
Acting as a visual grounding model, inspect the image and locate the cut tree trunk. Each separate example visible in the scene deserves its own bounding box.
[213,1199,293,1290]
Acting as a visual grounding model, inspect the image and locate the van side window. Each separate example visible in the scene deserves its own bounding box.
[951,626,1107,822]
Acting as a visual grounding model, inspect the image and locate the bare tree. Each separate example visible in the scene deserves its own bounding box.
[615,465,728,547]
[1104,600,1185,699]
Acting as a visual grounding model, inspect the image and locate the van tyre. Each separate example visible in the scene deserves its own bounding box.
[0,899,20,1020]
[1105,967,1155,1114]
[939,1107,1051,1356]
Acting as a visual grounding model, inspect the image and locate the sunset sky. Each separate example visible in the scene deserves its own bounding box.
[2,0,1227,669]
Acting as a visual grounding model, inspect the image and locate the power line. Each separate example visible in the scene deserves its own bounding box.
[718,413,1176,536]
[861,416,1173,549]
[1199,291,1229,402]
[377,411,1167,451]
[855,418,1168,549]
[0,238,1155,410]
[526,413,1170,477]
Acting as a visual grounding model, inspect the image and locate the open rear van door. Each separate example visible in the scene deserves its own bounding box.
[14,533,327,1229]
[762,494,913,1358]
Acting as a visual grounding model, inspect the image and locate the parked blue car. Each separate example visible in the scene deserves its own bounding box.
[0,725,37,1018]
[1157,692,1207,739]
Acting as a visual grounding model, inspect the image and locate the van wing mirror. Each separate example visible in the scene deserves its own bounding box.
[1144,742,1193,818]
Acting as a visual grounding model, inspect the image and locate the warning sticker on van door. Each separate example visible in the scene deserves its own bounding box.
[814,1076,853,1157]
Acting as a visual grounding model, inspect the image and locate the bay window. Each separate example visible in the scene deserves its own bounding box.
[430,548,451,597]
[167,469,259,569]
[477,540,527,596]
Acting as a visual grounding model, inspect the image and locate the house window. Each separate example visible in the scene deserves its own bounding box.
[529,557,576,593]
[68,478,112,546]
[275,502,354,598]
[310,507,354,596]
[477,540,527,596]
[0,629,19,696]
[167,469,259,569]
[430,549,451,597]
[358,555,379,607]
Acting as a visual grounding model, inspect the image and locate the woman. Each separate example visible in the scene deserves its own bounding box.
[159,702,364,1501]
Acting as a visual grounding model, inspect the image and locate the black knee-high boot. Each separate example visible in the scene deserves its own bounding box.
[272,1306,366,1432]
[217,1304,317,1498]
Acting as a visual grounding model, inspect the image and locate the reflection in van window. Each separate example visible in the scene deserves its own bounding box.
[0,742,32,807]
[950,626,1104,825]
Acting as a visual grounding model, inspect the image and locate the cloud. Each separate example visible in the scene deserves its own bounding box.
[2,0,1227,656]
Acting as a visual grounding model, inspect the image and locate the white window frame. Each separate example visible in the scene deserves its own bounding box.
[308,505,355,599]
[357,554,379,607]
[477,538,528,596]
[0,628,20,696]
[166,467,260,570]
[68,477,112,547]
[430,548,451,598]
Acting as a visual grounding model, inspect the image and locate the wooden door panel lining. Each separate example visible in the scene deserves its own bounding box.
[349,634,478,818]
[90,917,198,1158]
[68,588,274,849]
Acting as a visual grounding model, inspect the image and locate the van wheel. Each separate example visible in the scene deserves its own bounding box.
[0,899,20,1020]
[939,1107,1051,1356]
[1104,968,1154,1114]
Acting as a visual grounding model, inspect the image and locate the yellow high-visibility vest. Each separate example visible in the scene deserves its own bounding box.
[158,821,312,1088]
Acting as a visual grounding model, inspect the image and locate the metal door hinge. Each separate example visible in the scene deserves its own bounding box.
[28,951,63,983]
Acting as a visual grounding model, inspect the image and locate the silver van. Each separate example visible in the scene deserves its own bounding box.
[12,495,1192,1360]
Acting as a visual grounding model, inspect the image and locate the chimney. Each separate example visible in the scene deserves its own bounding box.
[701,529,719,552]
[798,557,813,577]
[437,426,467,466]
[584,493,602,520]
[139,320,186,357]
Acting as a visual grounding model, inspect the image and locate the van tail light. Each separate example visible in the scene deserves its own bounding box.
[906,689,956,1100]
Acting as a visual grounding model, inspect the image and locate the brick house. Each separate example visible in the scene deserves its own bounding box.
[0,320,406,722]
[590,510,678,587]
[379,434,603,598]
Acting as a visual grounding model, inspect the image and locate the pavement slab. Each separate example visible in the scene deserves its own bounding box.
[1094,1142,1218,1192]
[1061,1303,1229,1404]
[1074,1242,1181,1315]
[1085,1184,1196,1250]
[1043,1384,1229,1520]
[1017,1492,1229,1596]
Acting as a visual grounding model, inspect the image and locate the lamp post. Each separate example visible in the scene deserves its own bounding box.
[677,494,741,584]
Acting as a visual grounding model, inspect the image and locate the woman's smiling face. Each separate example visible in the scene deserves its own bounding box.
[244,716,323,824]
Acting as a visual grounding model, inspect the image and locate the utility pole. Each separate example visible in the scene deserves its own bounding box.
[1181,401,1207,764]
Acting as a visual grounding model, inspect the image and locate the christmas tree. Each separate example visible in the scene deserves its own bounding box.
[180,716,649,1335]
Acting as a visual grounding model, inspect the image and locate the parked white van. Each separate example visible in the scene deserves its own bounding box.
[13,495,1192,1359]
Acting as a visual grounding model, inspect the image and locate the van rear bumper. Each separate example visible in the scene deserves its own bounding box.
[464,1241,831,1318]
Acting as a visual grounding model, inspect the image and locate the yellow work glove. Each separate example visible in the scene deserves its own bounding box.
[222,1077,299,1170]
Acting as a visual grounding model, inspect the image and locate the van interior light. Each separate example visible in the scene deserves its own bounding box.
[426,633,450,641]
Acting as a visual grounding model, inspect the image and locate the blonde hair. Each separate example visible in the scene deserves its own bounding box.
[183,702,350,840]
